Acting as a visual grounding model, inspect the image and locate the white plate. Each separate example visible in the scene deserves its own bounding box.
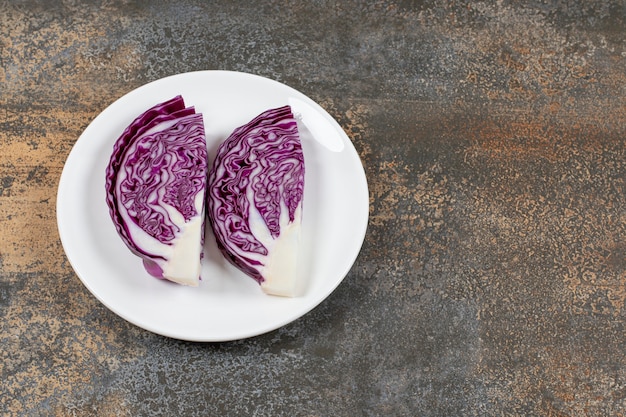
[56,71,369,341]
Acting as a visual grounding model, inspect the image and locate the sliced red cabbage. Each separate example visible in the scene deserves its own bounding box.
[105,95,208,286]
[207,105,304,296]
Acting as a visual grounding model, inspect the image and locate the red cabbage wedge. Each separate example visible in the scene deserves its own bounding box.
[105,95,208,286]
[207,105,304,296]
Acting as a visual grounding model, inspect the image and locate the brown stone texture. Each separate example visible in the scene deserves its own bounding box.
[2,1,626,416]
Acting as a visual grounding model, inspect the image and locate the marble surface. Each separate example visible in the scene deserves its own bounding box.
[2,1,626,415]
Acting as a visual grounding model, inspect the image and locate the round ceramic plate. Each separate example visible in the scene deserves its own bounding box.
[56,70,369,341]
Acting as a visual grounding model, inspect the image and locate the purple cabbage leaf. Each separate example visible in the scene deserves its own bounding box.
[207,105,305,296]
[105,95,208,286]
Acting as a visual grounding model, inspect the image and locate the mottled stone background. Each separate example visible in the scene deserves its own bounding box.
[2,1,626,416]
